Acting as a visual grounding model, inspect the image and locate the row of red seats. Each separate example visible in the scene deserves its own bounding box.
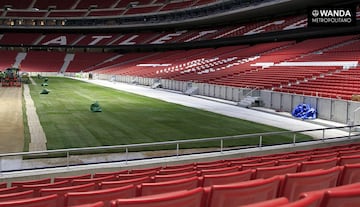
[0,143,359,206]
[0,164,358,207]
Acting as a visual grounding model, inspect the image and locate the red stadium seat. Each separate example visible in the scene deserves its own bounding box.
[279,193,322,207]
[0,194,57,207]
[240,197,289,207]
[299,157,338,172]
[310,152,338,161]
[0,187,20,195]
[54,174,92,182]
[279,166,341,201]
[162,163,195,169]
[153,171,198,182]
[241,160,277,170]
[195,162,229,171]
[93,170,129,178]
[253,163,299,179]
[198,166,239,176]
[72,175,117,187]
[22,180,71,196]
[40,183,97,207]
[100,176,152,190]
[11,178,51,189]
[298,181,360,207]
[0,190,34,202]
[129,166,161,174]
[110,187,204,207]
[338,163,360,185]
[0,184,6,189]
[118,171,158,180]
[70,201,104,207]
[157,165,194,175]
[338,154,360,165]
[138,176,199,196]
[205,176,281,207]
[66,185,137,207]
[228,158,260,167]
[277,157,310,166]
[200,169,254,187]
[319,188,360,207]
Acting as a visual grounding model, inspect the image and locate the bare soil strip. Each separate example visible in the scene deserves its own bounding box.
[0,87,24,153]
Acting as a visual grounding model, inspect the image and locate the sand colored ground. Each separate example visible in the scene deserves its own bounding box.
[0,87,24,153]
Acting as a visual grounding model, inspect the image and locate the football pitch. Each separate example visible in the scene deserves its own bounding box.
[27,77,312,151]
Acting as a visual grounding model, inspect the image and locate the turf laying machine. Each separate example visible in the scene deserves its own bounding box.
[0,68,23,87]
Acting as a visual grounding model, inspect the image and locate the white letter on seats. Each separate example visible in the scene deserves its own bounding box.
[244,20,285,35]
[43,36,67,45]
[89,36,112,45]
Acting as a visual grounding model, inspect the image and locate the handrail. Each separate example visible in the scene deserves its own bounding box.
[0,125,359,172]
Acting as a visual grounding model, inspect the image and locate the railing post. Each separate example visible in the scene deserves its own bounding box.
[66,151,70,168]
[220,139,223,153]
[125,148,128,165]
[322,129,325,142]
[259,136,262,148]
[348,126,352,139]
[176,143,179,158]
[293,133,296,146]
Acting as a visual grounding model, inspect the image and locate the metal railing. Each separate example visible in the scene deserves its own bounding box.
[0,125,359,173]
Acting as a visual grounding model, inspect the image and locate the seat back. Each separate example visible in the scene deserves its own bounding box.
[319,187,360,207]
[338,163,360,185]
[277,156,310,166]
[239,197,289,207]
[129,167,162,174]
[72,175,117,187]
[54,174,92,182]
[153,171,198,182]
[110,187,204,207]
[93,170,129,178]
[0,190,34,202]
[40,182,96,207]
[280,166,341,201]
[201,169,253,187]
[22,180,71,196]
[198,166,239,176]
[0,194,57,207]
[100,176,152,190]
[338,154,360,165]
[207,176,281,207]
[157,166,194,175]
[138,176,199,196]
[118,171,157,180]
[66,185,136,207]
[241,160,277,170]
[11,178,51,190]
[70,201,104,207]
[310,152,338,161]
[0,187,19,195]
[299,157,338,172]
[254,163,299,179]
[279,193,322,207]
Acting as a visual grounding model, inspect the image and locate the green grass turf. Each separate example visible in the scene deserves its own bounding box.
[28,77,312,151]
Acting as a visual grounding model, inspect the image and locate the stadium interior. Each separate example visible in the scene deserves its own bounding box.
[0,0,360,206]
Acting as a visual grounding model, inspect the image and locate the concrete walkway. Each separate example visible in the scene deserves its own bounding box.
[82,78,354,139]
[23,80,47,151]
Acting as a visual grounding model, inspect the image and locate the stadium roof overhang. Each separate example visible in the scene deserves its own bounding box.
[0,0,357,32]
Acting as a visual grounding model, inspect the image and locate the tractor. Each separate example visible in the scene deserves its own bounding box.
[1,68,21,87]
